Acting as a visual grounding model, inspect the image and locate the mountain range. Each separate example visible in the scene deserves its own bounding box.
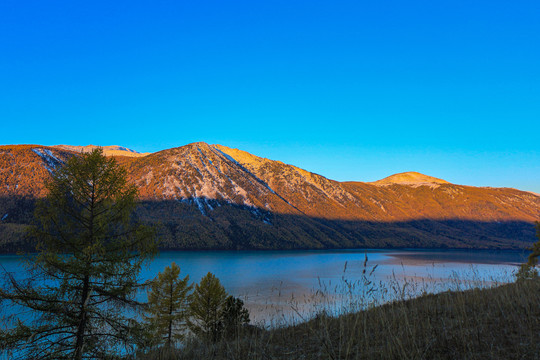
[0,143,538,252]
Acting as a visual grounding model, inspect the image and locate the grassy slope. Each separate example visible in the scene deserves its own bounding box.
[144,279,540,360]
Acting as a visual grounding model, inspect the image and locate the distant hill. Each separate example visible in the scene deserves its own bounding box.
[0,143,538,252]
[54,145,151,157]
[370,171,449,186]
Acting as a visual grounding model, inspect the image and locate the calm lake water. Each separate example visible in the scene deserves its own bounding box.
[0,249,528,325]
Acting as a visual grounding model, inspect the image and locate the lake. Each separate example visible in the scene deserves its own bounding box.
[0,249,528,325]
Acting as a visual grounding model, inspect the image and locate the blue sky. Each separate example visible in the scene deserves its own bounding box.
[1,1,539,192]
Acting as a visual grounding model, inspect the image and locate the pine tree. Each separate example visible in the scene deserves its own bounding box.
[222,295,250,340]
[0,148,157,359]
[516,222,540,281]
[144,262,192,349]
[526,222,540,267]
[188,272,228,343]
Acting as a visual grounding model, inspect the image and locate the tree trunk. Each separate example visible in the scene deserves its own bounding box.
[74,274,90,360]
[167,282,173,348]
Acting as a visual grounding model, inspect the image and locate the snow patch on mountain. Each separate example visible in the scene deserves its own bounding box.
[32,148,63,173]
[193,197,206,216]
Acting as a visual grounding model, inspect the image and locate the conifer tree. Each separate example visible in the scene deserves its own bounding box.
[222,295,250,340]
[143,262,192,349]
[526,222,540,267]
[188,272,228,343]
[0,148,157,359]
[516,222,540,280]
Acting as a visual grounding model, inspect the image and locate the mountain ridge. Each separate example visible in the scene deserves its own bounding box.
[0,142,538,252]
[53,144,151,157]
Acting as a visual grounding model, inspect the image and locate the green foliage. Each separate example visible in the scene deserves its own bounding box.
[143,262,192,348]
[222,296,250,340]
[188,272,228,343]
[526,222,540,267]
[516,222,540,281]
[515,263,539,281]
[0,148,157,359]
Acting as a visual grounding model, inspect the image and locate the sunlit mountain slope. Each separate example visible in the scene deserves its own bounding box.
[0,143,538,252]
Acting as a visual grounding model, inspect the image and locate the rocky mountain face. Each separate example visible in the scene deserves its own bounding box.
[0,143,539,252]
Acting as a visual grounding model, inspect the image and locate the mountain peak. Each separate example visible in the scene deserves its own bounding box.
[185,141,211,148]
[371,171,450,186]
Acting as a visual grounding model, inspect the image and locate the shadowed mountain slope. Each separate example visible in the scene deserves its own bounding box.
[0,143,538,252]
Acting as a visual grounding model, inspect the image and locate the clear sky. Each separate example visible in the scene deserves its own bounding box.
[1,1,539,192]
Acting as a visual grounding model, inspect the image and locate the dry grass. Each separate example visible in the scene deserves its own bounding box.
[136,276,540,360]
